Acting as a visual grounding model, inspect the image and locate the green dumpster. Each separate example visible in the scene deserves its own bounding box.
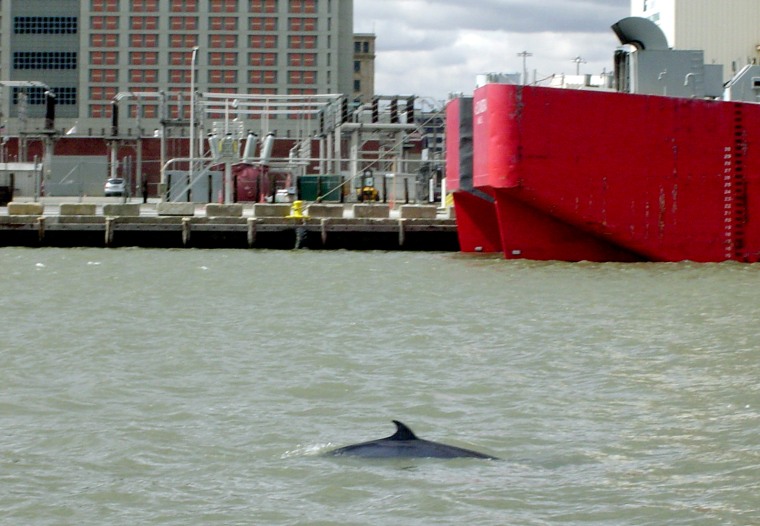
[298,175,344,202]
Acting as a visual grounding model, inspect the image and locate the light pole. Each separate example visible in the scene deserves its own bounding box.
[188,46,199,201]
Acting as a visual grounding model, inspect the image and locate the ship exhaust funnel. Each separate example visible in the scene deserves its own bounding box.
[611,17,669,50]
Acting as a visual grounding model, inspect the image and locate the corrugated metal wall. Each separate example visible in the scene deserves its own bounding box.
[674,0,760,77]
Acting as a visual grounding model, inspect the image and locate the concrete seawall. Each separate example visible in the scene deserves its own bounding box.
[0,199,458,251]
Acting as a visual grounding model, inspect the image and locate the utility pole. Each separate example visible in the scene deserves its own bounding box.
[517,51,532,85]
[572,56,587,75]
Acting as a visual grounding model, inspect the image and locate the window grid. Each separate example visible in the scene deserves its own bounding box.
[13,52,78,70]
[13,87,77,105]
[14,17,78,34]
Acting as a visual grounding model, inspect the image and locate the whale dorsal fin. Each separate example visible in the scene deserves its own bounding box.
[389,420,418,441]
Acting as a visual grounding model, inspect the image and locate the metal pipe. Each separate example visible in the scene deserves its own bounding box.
[189,46,199,198]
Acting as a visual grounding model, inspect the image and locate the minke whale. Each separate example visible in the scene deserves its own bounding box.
[327,420,499,459]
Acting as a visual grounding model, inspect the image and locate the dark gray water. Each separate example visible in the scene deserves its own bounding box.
[1,248,758,525]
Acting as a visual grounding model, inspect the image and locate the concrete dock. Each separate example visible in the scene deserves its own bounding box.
[0,198,459,250]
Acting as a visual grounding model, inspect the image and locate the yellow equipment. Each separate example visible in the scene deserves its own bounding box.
[356,170,379,202]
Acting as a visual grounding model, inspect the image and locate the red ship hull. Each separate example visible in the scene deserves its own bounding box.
[447,84,760,262]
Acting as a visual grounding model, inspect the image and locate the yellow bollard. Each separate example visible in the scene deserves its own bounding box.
[288,200,304,218]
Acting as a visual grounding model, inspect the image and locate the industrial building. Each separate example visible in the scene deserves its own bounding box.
[0,0,357,137]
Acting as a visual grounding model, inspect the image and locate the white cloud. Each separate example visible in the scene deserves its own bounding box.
[354,0,631,101]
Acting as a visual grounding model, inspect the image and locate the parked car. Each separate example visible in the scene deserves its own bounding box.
[104,178,126,197]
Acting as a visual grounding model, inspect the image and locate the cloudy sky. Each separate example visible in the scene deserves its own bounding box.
[354,0,631,102]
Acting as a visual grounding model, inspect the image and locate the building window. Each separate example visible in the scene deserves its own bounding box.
[170,16,198,29]
[248,87,278,96]
[210,16,238,30]
[130,33,158,47]
[89,87,118,101]
[289,53,316,67]
[353,60,360,72]
[89,104,109,117]
[208,52,239,66]
[288,70,316,84]
[289,0,316,14]
[250,0,277,13]
[249,70,278,84]
[289,35,316,49]
[14,17,78,34]
[90,51,119,65]
[90,33,120,47]
[249,17,277,30]
[169,51,191,65]
[249,52,277,66]
[169,69,192,83]
[288,17,316,31]
[209,34,238,48]
[131,0,159,11]
[90,16,119,30]
[13,52,78,70]
[210,0,238,12]
[170,0,198,11]
[91,0,120,11]
[250,34,278,48]
[130,52,159,65]
[208,69,238,84]
[169,34,199,47]
[89,68,119,82]
[354,79,361,92]
[130,16,159,30]
[130,69,158,83]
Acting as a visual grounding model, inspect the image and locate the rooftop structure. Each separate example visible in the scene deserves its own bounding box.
[352,33,375,104]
